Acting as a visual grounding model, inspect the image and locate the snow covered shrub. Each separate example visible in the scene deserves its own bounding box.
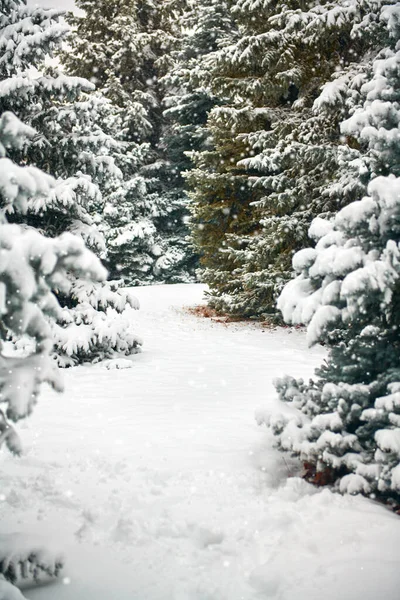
[53,279,142,367]
[265,9,400,503]
[0,0,142,364]
[0,111,107,597]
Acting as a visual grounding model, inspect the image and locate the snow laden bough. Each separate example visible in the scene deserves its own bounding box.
[0,111,110,598]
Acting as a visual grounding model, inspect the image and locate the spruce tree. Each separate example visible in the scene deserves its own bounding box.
[0,0,142,366]
[62,0,196,284]
[263,3,400,503]
[163,0,234,176]
[186,106,268,307]
[0,109,106,598]
[189,0,388,319]
[160,0,236,286]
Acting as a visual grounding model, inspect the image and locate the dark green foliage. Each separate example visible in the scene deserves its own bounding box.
[62,0,197,284]
[188,0,389,318]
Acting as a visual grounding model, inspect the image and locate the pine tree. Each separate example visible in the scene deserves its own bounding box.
[186,106,268,307]
[163,0,234,176]
[173,0,269,307]
[0,109,106,598]
[0,0,142,366]
[189,0,388,319]
[262,3,400,503]
[160,0,236,285]
[62,0,196,284]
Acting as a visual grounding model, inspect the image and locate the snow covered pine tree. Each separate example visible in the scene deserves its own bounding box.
[162,0,235,229]
[163,0,226,183]
[0,0,142,366]
[62,0,196,284]
[0,110,107,597]
[188,0,387,320]
[259,3,400,505]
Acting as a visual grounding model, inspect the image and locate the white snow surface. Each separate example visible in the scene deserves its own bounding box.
[1,284,399,600]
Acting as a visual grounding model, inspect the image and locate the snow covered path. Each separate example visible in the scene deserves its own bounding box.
[2,284,400,600]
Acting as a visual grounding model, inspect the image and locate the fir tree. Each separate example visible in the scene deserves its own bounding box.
[0,0,142,365]
[163,0,234,176]
[189,0,389,318]
[0,109,106,598]
[186,106,268,307]
[62,0,196,284]
[160,0,236,284]
[262,3,400,503]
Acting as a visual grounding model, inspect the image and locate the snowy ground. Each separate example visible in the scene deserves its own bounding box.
[1,284,400,600]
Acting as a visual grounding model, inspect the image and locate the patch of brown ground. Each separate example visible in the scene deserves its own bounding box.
[186,305,277,328]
